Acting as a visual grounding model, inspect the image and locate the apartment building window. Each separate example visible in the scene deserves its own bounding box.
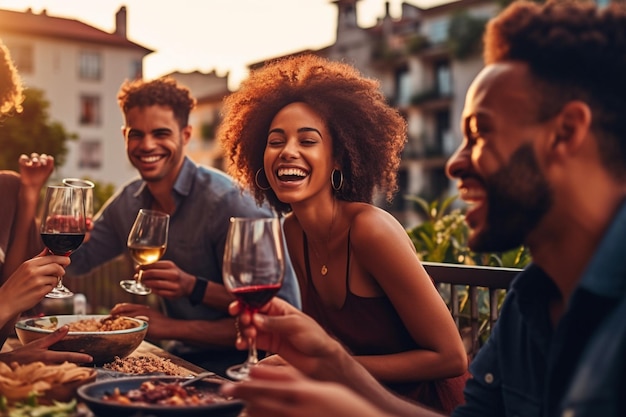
[78,139,102,169]
[79,51,102,80]
[395,66,412,107]
[435,61,452,96]
[428,19,450,45]
[79,95,101,125]
[130,60,142,79]
[6,43,34,73]
[435,110,451,156]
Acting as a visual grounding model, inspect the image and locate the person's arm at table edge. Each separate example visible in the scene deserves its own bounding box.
[312,338,445,417]
[157,316,238,348]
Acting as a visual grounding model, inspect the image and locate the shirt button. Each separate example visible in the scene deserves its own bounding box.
[484,373,494,384]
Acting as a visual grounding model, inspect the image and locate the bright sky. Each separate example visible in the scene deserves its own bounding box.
[0,0,444,89]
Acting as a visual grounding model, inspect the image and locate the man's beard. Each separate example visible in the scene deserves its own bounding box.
[469,143,553,253]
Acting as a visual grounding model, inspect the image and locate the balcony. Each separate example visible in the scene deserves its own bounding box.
[423,262,520,357]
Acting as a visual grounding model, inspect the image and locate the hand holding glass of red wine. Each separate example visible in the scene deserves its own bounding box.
[222,217,285,380]
[40,185,86,298]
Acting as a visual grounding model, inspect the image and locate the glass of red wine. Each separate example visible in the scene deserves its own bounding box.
[40,185,86,298]
[222,217,285,380]
[120,209,170,296]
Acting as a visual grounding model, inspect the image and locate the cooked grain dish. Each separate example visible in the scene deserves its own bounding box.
[103,355,186,376]
[67,316,139,332]
[34,315,140,332]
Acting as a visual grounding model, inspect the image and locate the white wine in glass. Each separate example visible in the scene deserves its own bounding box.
[222,217,285,380]
[120,209,169,296]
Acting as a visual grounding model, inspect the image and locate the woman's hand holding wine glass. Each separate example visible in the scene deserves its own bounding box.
[120,209,170,296]
[222,217,286,380]
[39,185,86,298]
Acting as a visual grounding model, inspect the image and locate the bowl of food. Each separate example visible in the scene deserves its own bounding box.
[15,315,148,365]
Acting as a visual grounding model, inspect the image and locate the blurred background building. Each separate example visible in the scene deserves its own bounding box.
[0,0,500,226]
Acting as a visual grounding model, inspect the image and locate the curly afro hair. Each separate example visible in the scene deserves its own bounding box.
[0,40,23,116]
[484,0,626,181]
[117,76,196,129]
[218,54,407,214]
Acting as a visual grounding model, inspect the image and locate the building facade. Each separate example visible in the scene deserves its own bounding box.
[0,6,152,188]
[166,70,230,171]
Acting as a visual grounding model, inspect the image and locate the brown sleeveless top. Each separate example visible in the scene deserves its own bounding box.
[302,230,468,414]
[302,230,418,355]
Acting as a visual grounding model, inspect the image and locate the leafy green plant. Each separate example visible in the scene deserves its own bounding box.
[406,194,531,268]
[405,194,531,349]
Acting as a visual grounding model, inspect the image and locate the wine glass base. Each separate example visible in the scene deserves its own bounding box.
[46,287,74,298]
[120,280,152,295]
[226,363,252,381]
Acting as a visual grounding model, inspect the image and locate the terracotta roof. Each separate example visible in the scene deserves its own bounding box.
[0,8,153,53]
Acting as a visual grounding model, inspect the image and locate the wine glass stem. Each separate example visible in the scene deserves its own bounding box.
[136,268,144,285]
[246,336,259,367]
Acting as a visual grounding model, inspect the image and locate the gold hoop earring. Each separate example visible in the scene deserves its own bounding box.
[255,168,271,191]
[331,169,344,191]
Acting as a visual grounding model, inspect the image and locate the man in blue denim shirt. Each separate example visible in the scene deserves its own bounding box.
[213,1,626,415]
[67,77,300,376]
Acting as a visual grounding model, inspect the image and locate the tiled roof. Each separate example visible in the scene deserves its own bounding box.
[0,8,153,53]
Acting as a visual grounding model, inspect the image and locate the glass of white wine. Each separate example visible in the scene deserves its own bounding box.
[120,209,170,295]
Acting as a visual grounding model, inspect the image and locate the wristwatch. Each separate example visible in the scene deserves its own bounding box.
[189,277,208,306]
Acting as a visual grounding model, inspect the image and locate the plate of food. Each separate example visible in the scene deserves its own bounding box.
[0,361,96,406]
[77,376,244,417]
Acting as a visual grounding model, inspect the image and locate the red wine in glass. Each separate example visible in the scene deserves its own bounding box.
[223,217,285,380]
[40,186,86,298]
[41,232,85,256]
[230,283,282,312]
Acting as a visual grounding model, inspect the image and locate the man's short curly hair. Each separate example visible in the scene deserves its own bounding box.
[0,40,24,115]
[484,0,626,181]
[218,54,407,214]
[117,76,196,129]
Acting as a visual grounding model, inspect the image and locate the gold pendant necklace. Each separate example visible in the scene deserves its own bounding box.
[310,200,336,277]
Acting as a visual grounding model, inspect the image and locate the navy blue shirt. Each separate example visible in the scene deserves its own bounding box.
[454,202,626,417]
[68,157,301,369]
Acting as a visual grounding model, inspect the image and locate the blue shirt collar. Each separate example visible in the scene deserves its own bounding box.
[578,200,626,298]
[131,156,196,204]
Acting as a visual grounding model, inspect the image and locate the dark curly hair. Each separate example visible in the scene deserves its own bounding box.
[117,76,196,128]
[218,54,407,214]
[484,0,626,181]
[0,40,23,115]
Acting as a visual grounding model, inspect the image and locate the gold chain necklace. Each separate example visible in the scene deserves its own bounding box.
[309,200,336,276]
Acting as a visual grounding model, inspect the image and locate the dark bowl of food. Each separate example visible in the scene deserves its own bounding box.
[77,376,244,417]
[15,314,148,365]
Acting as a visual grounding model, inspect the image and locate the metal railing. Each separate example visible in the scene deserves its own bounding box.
[422,261,521,357]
